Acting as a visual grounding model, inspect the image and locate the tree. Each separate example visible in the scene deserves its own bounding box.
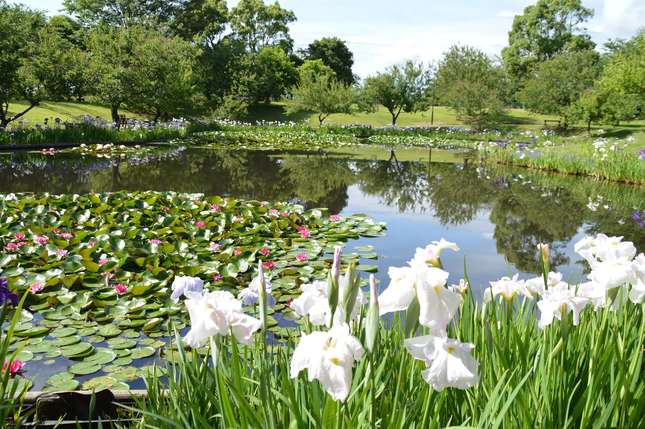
[0,0,72,128]
[363,61,430,127]
[287,73,355,125]
[86,25,135,123]
[229,0,295,53]
[435,46,506,129]
[597,31,645,116]
[246,46,298,103]
[305,37,354,85]
[298,59,336,82]
[171,0,228,44]
[126,30,202,121]
[519,49,600,125]
[63,0,180,27]
[502,0,594,87]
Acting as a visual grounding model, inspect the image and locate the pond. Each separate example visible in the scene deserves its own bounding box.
[1,144,644,391]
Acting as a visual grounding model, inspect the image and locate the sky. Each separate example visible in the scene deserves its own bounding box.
[18,0,645,77]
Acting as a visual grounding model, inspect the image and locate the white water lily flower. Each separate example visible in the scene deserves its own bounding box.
[170,276,204,302]
[405,335,479,391]
[379,264,460,335]
[290,323,364,401]
[536,283,590,328]
[291,277,366,327]
[411,239,459,267]
[238,273,275,307]
[483,274,527,302]
[183,290,261,347]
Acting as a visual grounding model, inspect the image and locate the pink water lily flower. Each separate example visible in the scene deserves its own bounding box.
[59,232,73,240]
[2,360,24,377]
[15,233,26,241]
[262,261,275,270]
[233,248,242,257]
[259,247,270,257]
[87,241,96,249]
[34,236,48,246]
[5,243,19,252]
[281,211,290,217]
[296,253,308,262]
[213,273,223,282]
[98,257,109,266]
[30,283,44,293]
[150,239,162,245]
[268,208,279,217]
[210,204,221,212]
[209,242,221,251]
[114,283,128,294]
[195,220,206,229]
[329,214,341,222]
[56,249,68,258]
[297,227,311,239]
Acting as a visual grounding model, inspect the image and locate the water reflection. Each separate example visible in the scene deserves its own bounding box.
[1,147,643,282]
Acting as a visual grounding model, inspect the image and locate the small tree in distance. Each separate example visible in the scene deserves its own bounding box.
[363,60,430,127]
[287,72,355,126]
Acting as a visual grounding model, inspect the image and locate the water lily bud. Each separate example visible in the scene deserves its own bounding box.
[365,274,379,353]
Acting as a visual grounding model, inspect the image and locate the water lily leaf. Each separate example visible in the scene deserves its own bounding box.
[85,348,117,365]
[130,346,156,360]
[69,361,102,375]
[106,338,137,350]
[51,327,77,338]
[97,325,121,338]
[62,342,94,359]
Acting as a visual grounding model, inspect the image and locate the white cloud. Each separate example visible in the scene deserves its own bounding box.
[496,10,518,18]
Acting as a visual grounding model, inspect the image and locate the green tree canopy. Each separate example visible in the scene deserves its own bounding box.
[287,73,355,125]
[305,37,355,85]
[502,0,595,86]
[519,49,600,124]
[436,46,506,129]
[245,45,298,104]
[229,0,296,53]
[298,59,336,82]
[0,0,82,128]
[363,60,430,126]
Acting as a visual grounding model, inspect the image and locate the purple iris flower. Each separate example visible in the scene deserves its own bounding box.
[633,211,645,228]
[640,148,645,160]
[0,278,18,306]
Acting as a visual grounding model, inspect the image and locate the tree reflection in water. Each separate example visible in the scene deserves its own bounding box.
[1,147,643,274]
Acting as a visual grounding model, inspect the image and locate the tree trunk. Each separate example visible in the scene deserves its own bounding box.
[111,104,120,126]
[430,104,435,126]
[587,119,592,134]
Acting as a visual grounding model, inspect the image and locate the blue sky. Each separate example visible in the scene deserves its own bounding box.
[18,0,645,77]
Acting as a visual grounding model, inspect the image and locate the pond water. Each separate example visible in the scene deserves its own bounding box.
[2,145,644,291]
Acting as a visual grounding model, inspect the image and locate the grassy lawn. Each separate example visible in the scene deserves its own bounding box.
[258,102,560,129]
[6,101,141,126]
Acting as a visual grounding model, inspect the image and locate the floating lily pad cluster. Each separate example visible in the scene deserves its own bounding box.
[0,191,384,390]
[69,143,152,158]
[189,129,359,150]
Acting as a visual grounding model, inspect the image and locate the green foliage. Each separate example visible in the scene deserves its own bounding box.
[519,50,600,124]
[597,31,645,118]
[502,0,595,85]
[363,61,430,126]
[288,73,356,125]
[247,46,298,104]
[305,37,355,85]
[132,280,645,428]
[298,59,336,82]
[125,30,202,121]
[229,0,296,53]
[436,46,506,129]
[0,2,47,128]
[63,0,180,27]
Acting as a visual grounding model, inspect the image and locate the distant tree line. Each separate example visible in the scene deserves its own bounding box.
[1,0,643,130]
